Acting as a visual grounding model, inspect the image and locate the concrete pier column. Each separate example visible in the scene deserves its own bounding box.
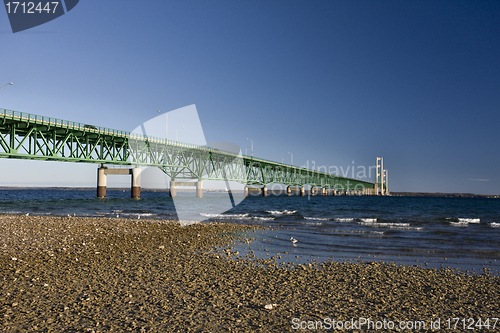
[196,181,203,198]
[97,167,107,198]
[333,189,337,196]
[286,186,292,196]
[300,187,305,197]
[131,167,141,199]
[244,186,249,197]
[262,186,268,197]
[311,187,315,196]
[170,180,177,197]
[322,188,327,196]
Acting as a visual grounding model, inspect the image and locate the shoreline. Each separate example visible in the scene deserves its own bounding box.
[1,216,499,332]
[0,187,498,198]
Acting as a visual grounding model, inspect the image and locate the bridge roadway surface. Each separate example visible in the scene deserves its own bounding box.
[0,108,375,193]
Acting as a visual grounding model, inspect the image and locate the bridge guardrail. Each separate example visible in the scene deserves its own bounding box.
[0,107,210,149]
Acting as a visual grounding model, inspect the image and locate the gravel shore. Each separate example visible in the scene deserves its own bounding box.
[1,215,499,332]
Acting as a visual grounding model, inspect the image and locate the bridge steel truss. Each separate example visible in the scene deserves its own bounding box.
[0,108,375,191]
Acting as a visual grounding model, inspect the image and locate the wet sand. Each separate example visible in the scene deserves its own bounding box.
[1,215,499,332]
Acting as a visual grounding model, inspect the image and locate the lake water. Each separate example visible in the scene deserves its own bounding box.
[1,188,499,275]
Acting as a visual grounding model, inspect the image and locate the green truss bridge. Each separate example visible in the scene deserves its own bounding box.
[0,108,379,198]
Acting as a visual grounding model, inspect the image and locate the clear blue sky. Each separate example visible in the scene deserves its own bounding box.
[1,0,499,194]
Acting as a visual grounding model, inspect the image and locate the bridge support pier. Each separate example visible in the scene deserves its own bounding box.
[170,180,177,197]
[170,180,203,198]
[287,186,292,196]
[262,186,268,197]
[244,186,249,197]
[97,167,107,198]
[300,187,305,196]
[131,167,141,199]
[322,188,327,196]
[196,181,203,198]
[97,166,141,199]
[311,187,315,196]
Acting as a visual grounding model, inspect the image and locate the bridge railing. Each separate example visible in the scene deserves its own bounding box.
[0,107,229,152]
[241,154,374,185]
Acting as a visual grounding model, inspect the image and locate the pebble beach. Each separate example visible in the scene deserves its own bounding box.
[1,215,499,332]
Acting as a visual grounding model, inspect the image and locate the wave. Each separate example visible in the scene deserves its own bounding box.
[200,213,249,219]
[199,213,273,221]
[449,221,469,227]
[304,216,330,221]
[328,229,385,235]
[388,226,424,231]
[446,217,480,223]
[115,212,157,217]
[334,218,355,222]
[252,216,274,221]
[490,222,500,228]
[266,210,297,215]
[458,218,480,223]
[304,217,366,223]
[302,221,323,225]
[358,222,410,227]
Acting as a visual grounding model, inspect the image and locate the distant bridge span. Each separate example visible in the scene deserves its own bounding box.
[0,108,380,197]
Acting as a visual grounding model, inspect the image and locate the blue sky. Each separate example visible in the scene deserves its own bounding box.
[0,0,499,194]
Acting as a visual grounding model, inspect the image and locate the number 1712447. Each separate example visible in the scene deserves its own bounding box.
[5,2,60,14]
[446,318,498,330]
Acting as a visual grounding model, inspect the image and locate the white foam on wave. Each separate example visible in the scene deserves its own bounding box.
[266,210,296,215]
[389,226,424,231]
[358,222,410,227]
[304,216,329,221]
[119,212,157,217]
[449,221,469,227]
[329,229,385,235]
[360,218,377,222]
[458,218,480,223]
[334,218,355,222]
[490,222,500,228]
[200,213,250,219]
[252,216,274,221]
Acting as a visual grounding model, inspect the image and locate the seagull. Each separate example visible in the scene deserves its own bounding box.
[290,237,298,244]
[25,213,29,216]
[138,215,141,220]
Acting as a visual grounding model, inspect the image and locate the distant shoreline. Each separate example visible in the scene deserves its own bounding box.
[390,192,500,198]
[0,186,498,198]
